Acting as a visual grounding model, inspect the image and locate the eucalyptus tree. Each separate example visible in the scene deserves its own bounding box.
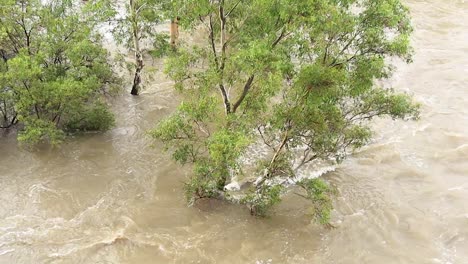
[151,0,420,222]
[108,0,169,95]
[0,0,118,144]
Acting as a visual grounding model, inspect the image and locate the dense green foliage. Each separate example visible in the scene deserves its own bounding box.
[151,0,420,221]
[0,0,118,144]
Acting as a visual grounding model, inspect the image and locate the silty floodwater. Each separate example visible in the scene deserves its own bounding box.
[0,0,467,263]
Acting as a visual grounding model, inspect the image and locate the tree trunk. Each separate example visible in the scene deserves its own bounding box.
[170,17,180,49]
[131,51,143,95]
[130,0,143,96]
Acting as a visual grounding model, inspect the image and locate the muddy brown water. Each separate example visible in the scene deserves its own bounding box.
[1,0,468,263]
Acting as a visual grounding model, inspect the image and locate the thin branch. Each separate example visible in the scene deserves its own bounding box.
[272,28,286,48]
[208,14,219,67]
[257,125,275,150]
[135,2,147,14]
[294,153,318,172]
[198,16,210,31]
[225,0,242,17]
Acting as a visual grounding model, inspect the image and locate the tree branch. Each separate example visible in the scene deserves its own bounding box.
[225,0,242,18]
[232,74,254,113]
[208,14,219,67]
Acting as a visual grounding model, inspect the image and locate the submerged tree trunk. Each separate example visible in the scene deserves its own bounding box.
[131,51,143,95]
[130,0,143,96]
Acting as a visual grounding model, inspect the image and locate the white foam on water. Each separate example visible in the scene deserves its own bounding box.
[0,248,15,256]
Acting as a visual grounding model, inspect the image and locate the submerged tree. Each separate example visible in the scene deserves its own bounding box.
[0,0,118,144]
[150,0,420,222]
[107,0,169,95]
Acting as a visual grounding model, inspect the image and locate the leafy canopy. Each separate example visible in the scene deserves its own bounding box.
[152,0,420,221]
[0,0,119,144]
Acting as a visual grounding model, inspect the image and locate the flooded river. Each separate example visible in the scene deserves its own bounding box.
[1,0,468,263]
